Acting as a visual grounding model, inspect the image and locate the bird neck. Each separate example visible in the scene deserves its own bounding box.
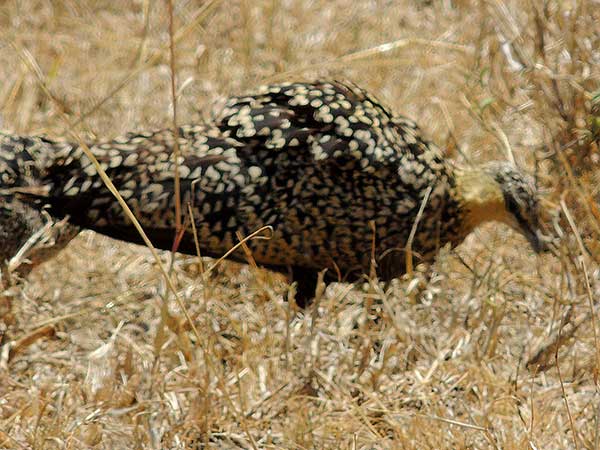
[454,168,508,233]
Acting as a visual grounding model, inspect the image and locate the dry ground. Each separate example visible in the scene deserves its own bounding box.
[1,0,599,449]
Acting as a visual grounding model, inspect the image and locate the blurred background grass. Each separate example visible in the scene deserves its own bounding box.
[0,0,599,448]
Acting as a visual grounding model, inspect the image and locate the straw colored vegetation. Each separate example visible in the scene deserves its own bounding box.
[1,0,599,448]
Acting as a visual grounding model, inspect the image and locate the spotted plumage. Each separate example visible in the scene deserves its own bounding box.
[0,80,543,305]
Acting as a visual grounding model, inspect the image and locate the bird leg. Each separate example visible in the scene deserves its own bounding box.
[287,266,320,308]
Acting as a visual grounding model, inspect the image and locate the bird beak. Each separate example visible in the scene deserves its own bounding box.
[522,226,547,254]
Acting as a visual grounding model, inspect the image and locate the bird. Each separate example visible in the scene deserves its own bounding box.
[0,80,544,305]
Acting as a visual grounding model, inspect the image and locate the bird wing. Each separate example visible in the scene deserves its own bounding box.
[215,80,447,178]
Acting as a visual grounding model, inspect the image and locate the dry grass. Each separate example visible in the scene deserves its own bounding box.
[1,0,599,448]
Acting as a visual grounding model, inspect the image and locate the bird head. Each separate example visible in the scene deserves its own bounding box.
[456,161,545,253]
[484,162,544,252]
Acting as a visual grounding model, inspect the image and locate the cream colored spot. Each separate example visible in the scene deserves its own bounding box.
[248,166,262,179]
